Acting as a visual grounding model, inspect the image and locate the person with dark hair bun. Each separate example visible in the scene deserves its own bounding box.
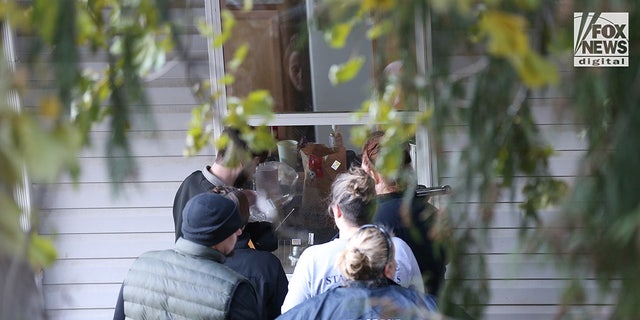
[361,130,447,297]
[277,224,438,320]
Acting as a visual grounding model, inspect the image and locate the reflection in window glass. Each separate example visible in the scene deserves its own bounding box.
[224,0,315,143]
[222,0,374,115]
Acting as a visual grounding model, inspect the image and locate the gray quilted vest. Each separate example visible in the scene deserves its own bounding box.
[123,239,246,320]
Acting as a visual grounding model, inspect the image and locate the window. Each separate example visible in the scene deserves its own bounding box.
[205,0,436,272]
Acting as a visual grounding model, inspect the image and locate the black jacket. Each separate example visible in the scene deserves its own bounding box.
[224,236,288,320]
[374,192,447,296]
[173,170,219,240]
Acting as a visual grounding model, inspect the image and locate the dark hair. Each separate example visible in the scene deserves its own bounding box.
[283,34,309,70]
[216,127,269,163]
[328,167,376,226]
[361,131,412,188]
[210,186,250,226]
[362,131,411,170]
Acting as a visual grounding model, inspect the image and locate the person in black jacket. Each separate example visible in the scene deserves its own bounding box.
[172,128,276,250]
[361,130,447,296]
[277,224,437,320]
[214,187,289,320]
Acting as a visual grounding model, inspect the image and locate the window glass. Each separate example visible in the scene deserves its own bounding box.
[252,125,360,272]
[223,0,374,119]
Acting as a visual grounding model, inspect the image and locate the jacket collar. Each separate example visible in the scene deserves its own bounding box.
[344,278,398,289]
[377,191,404,202]
[202,165,227,187]
[175,238,226,263]
[234,236,251,250]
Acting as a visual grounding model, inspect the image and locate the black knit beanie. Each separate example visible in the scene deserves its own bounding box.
[181,193,242,247]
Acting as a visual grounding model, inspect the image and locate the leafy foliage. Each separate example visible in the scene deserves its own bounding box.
[1,0,639,319]
[314,0,640,319]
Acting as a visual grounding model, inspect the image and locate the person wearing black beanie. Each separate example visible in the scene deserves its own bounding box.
[181,192,243,250]
[113,193,261,320]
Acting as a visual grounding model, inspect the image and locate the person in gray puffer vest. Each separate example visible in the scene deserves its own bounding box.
[118,192,261,320]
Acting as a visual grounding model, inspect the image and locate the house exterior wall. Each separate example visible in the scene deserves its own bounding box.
[436,59,611,319]
[17,7,611,320]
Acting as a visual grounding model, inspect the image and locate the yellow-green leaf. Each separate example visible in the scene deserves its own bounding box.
[324,22,352,49]
[361,0,396,11]
[479,10,529,57]
[244,126,276,152]
[229,44,249,71]
[76,5,97,45]
[329,56,365,85]
[366,20,392,40]
[196,18,214,38]
[243,90,274,116]
[221,74,235,85]
[213,10,236,48]
[28,234,58,269]
[40,96,62,119]
[511,51,559,88]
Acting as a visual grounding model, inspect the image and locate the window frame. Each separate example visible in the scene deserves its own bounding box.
[203,0,438,188]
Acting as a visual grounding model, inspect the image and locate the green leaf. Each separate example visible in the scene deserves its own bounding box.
[13,114,80,183]
[0,193,23,258]
[329,56,365,85]
[76,4,98,46]
[31,0,60,43]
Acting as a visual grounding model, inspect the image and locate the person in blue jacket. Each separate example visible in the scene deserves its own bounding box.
[277,224,438,320]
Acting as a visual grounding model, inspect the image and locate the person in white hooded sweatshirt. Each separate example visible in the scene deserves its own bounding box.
[281,167,424,313]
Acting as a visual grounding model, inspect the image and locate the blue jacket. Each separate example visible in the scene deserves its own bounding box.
[277,279,438,320]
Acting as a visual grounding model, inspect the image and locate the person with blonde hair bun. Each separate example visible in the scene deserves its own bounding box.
[277,224,437,319]
[281,168,425,313]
